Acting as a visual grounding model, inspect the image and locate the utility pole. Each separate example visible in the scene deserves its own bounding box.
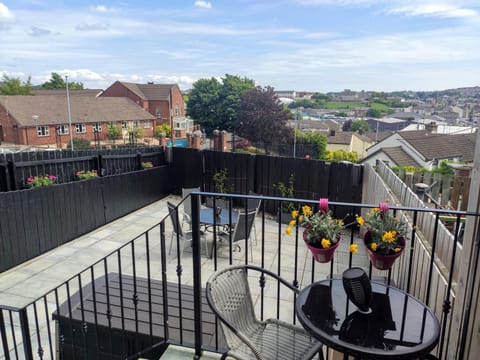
[65,75,74,151]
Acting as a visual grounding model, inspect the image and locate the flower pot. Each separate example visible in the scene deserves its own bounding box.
[303,229,341,263]
[363,231,405,270]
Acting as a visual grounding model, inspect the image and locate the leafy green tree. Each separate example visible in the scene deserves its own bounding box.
[237,86,292,154]
[41,72,84,89]
[154,124,172,138]
[311,93,329,101]
[342,119,352,131]
[0,74,32,95]
[351,120,370,133]
[323,149,358,162]
[299,132,327,159]
[186,74,254,134]
[106,123,122,141]
[366,108,382,118]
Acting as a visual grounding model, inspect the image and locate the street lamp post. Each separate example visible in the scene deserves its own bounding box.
[32,115,39,146]
[65,75,74,151]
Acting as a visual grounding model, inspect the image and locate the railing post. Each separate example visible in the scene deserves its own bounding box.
[19,308,33,360]
[0,309,11,360]
[191,193,203,359]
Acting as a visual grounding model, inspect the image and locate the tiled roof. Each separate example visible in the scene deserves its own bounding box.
[0,95,155,126]
[31,89,103,97]
[405,132,476,162]
[382,147,421,167]
[119,82,176,100]
[327,131,353,144]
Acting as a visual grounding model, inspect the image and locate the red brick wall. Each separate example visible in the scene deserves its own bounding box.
[147,100,170,124]
[170,85,185,117]
[102,82,143,106]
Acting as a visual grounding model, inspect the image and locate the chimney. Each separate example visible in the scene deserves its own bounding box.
[425,121,438,133]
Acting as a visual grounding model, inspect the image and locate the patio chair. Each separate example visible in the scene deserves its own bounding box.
[167,201,208,258]
[182,186,200,229]
[215,210,256,260]
[206,265,324,360]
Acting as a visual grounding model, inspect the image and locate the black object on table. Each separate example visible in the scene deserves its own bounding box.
[296,279,440,359]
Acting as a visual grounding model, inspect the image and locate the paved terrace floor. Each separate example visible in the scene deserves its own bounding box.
[0,195,369,358]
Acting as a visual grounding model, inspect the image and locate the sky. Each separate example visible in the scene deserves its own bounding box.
[0,0,479,92]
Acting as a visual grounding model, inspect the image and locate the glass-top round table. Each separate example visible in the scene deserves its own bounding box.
[296,279,440,359]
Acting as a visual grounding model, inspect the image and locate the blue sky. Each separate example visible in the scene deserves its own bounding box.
[0,0,479,92]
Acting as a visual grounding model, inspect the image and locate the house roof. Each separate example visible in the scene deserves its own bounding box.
[31,89,103,97]
[405,132,476,162]
[117,82,177,101]
[327,131,352,144]
[0,95,155,127]
[382,147,422,167]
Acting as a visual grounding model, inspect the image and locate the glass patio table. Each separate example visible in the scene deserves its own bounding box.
[296,279,440,360]
[200,207,239,231]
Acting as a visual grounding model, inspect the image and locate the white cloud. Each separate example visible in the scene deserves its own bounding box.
[387,3,478,18]
[28,26,51,37]
[0,2,14,29]
[91,5,118,13]
[194,1,212,9]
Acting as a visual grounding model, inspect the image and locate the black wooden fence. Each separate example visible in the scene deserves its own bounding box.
[0,166,172,272]
[172,147,363,215]
[0,147,166,191]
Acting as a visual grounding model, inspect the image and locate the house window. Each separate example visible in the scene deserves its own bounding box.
[175,104,179,116]
[155,108,162,118]
[57,125,69,135]
[134,121,140,128]
[37,126,49,137]
[144,120,151,129]
[75,123,86,133]
[122,122,127,129]
[92,123,102,132]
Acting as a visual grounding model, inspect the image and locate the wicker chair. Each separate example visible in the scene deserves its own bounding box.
[206,265,324,360]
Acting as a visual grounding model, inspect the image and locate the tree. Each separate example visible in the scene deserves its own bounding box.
[351,120,370,133]
[106,123,122,141]
[41,72,84,89]
[186,74,255,134]
[236,86,292,154]
[0,74,32,95]
[154,124,172,138]
[67,138,91,150]
[298,132,327,159]
[342,119,352,131]
[366,108,381,118]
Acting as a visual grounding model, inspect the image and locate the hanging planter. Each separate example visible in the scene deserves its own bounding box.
[363,231,405,270]
[303,230,341,263]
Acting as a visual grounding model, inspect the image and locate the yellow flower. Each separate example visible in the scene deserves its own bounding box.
[382,231,396,243]
[356,216,364,226]
[371,242,377,251]
[394,247,402,252]
[321,238,331,249]
[289,219,296,227]
[336,219,344,226]
[372,207,380,212]
[291,210,299,218]
[298,215,303,222]
[350,244,358,254]
[285,227,292,236]
[302,205,313,217]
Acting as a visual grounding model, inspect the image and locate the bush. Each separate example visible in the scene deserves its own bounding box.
[67,138,91,150]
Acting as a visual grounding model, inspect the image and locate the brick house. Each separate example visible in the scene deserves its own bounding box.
[101,82,185,134]
[0,95,155,148]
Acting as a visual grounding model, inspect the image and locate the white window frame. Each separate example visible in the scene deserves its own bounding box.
[134,120,140,128]
[92,122,102,132]
[122,122,127,129]
[175,104,179,116]
[57,125,69,135]
[36,126,50,137]
[144,120,151,129]
[75,123,86,134]
[155,108,162,118]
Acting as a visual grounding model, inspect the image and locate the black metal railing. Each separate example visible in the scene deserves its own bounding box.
[0,192,478,359]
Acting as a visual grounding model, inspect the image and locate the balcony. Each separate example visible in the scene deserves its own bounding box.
[1,175,477,360]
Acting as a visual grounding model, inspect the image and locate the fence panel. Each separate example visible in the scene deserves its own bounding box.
[0,165,172,272]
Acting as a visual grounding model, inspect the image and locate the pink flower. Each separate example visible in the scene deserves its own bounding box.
[379,202,389,213]
[48,175,57,180]
[27,177,34,182]
[319,198,329,213]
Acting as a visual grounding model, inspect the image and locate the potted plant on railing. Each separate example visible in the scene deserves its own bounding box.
[75,170,98,180]
[273,173,296,224]
[25,175,57,188]
[286,198,346,263]
[356,202,408,270]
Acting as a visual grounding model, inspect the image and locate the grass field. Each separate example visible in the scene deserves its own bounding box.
[324,101,390,112]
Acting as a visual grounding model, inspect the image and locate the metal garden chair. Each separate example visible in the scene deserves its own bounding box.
[206,265,324,360]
